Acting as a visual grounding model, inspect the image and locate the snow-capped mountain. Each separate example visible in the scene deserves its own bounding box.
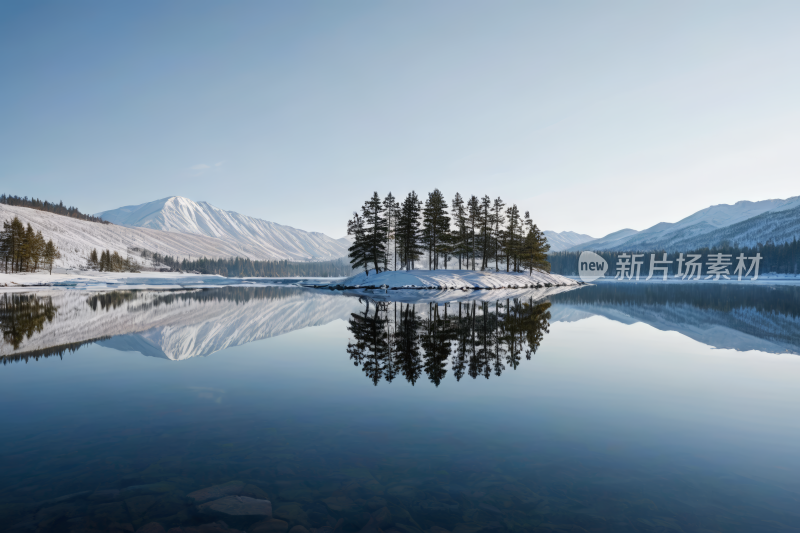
[543,230,595,252]
[0,203,260,269]
[97,196,349,261]
[567,195,800,252]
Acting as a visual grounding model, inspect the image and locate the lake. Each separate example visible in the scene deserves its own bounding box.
[1,283,799,533]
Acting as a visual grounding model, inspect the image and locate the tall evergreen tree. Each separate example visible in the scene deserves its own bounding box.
[43,240,60,274]
[421,189,451,270]
[347,212,370,275]
[22,223,36,272]
[31,230,45,271]
[521,223,551,274]
[362,192,388,273]
[505,204,522,271]
[467,195,480,270]
[451,193,468,269]
[492,197,505,271]
[383,193,400,271]
[11,218,24,272]
[0,220,11,273]
[397,192,423,270]
[479,195,493,270]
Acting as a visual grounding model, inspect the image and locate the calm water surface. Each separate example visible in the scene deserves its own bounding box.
[1,284,799,533]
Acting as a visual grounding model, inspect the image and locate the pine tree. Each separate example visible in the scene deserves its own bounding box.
[89,248,99,270]
[20,223,36,272]
[521,224,551,274]
[0,220,11,273]
[505,204,522,271]
[397,192,423,270]
[479,195,493,270]
[451,193,468,269]
[383,193,400,271]
[31,230,45,271]
[360,192,388,273]
[421,189,451,270]
[467,195,480,270]
[44,240,60,274]
[492,197,505,271]
[347,212,370,275]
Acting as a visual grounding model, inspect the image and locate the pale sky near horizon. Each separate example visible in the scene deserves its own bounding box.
[2,1,799,239]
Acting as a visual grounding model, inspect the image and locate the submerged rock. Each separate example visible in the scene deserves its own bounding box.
[89,489,121,502]
[198,496,272,517]
[108,523,135,533]
[167,521,240,533]
[136,523,167,533]
[373,506,392,528]
[121,483,176,498]
[357,518,382,533]
[273,502,310,526]
[188,481,246,503]
[249,518,289,533]
[125,495,157,519]
[92,501,130,523]
[321,495,353,512]
[239,484,270,500]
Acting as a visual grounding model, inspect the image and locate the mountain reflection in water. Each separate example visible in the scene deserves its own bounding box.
[1,283,799,366]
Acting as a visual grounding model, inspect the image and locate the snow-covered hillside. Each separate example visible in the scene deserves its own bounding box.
[567,195,800,252]
[543,230,595,251]
[97,196,349,261]
[0,204,267,269]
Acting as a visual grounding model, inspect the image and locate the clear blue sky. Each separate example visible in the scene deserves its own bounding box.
[2,1,799,238]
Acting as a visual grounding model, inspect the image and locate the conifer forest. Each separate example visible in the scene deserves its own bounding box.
[347,190,551,275]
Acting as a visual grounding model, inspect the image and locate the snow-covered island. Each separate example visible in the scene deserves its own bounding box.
[325,269,580,290]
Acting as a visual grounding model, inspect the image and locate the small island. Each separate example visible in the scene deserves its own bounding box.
[331,268,579,290]
[338,189,579,290]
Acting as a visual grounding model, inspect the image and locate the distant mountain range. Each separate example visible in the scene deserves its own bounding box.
[543,230,595,252]
[564,195,800,252]
[97,196,349,261]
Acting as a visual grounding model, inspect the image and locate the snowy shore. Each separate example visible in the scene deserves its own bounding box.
[565,273,800,286]
[327,269,580,290]
[0,270,340,291]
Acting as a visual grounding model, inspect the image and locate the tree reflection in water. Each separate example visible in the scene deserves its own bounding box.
[347,297,552,386]
[0,293,58,351]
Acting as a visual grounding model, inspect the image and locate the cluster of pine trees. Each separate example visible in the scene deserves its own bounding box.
[347,190,551,275]
[549,238,800,277]
[150,254,351,277]
[1,194,110,224]
[86,248,139,272]
[0,216,61,274]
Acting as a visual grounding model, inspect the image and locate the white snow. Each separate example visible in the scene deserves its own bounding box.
[96,196,349,261]
[0,269,345,291]
[337,269,579,289]
[543,230,595,252]
[0,203,305,270]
